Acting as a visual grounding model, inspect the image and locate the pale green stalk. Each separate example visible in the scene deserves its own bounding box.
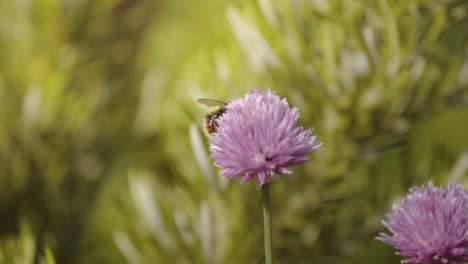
[262,183,273,264]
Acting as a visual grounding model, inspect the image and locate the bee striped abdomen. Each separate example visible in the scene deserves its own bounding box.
[197,98,228,137]
[203,106,227,136]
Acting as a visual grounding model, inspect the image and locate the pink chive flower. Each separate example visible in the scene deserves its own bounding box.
[209,90,322,187]
[376,182,468,264]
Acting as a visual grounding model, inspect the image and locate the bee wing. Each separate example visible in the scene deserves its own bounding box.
[197,98,227,106]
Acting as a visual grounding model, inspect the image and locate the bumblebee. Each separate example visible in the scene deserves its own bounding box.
[197,98,228,136]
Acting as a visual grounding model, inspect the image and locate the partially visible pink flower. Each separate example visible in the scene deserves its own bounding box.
[376,181,468,264]
[209,90,322,187]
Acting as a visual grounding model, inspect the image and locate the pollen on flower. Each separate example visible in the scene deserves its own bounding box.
[209,89,322,187]
[253,154,265,165]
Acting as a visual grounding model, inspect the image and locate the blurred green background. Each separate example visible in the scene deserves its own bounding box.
[0,0,467,263]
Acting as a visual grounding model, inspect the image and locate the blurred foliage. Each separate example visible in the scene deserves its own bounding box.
[0,221,55,264]
[0,0,467,263]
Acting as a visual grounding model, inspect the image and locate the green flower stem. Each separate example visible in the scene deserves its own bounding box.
[262,183,273,264]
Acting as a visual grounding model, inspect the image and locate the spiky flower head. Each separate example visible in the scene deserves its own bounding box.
[376,181,468,264]
[209,90,322,187]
